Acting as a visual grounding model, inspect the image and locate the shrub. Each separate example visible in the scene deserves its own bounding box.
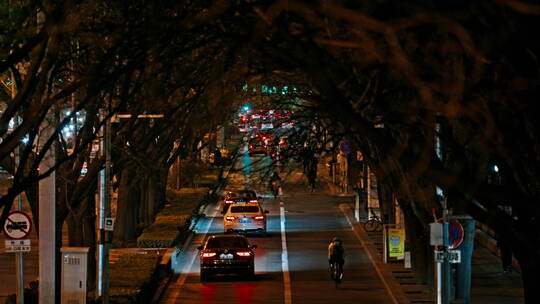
[109,253,161,304]
[136,187,209,248]
[136,215,190,248]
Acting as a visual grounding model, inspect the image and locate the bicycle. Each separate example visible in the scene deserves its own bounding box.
[270,180,281,199]
[364,214,383,232]
[329,260,343,288]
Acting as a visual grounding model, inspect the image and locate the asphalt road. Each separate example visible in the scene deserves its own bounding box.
[160,148,396,304]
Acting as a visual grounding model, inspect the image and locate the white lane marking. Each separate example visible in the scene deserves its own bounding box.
[280,202,292,304]
[341,205,399,304]
[164,206,217,304]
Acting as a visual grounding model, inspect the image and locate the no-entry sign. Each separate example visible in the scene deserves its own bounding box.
[3,211,33,239]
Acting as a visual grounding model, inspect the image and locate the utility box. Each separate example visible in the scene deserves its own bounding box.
[61,247,89,304]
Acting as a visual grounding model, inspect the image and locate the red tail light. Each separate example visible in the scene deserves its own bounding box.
[253,215,265,220]
[226,216,236,221]
[225,200,234,204]
[249,200,258,203]
[236,251,251,257]
[202,252,216,258]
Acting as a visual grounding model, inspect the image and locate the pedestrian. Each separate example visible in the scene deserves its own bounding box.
[307,155,318,191]
[497,232,513,273]
[214,148,222,167]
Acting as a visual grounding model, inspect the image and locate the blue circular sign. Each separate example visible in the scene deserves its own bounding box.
[339,140,351,154]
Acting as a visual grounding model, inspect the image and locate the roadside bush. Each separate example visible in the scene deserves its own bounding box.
[136,215,190,248]
[136,188,209,248]
[109,253,161,304]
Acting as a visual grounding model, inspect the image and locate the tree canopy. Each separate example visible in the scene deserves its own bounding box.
[2,0,540,300]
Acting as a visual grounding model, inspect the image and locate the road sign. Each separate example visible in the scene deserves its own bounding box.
[434,250,445,263]
[5,239,31,252]
[3,211,32,239]
[339,140,351,154]
[436,218,464,249]
[104,217,115,231]
[434,249,461,263]
[447,219,464,249]
[448,249,461,263]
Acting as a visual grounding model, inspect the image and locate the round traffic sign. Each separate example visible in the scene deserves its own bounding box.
[3,211,32,239]
[437,218,464,249]
[339,140,351,154]
[448,219,464,249]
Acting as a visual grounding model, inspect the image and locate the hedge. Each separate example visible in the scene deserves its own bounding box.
[136,187,209,248]
[109,253,161,304]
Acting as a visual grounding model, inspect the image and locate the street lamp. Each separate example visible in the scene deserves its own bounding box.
[97,112,163,304]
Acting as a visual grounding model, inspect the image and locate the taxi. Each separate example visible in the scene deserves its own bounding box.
[222,189,260,213]
[223,202,268,236]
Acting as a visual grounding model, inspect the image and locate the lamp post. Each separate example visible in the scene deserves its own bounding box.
[97,113,164,304]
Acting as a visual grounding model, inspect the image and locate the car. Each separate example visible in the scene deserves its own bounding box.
[222,189,260,212]
[197,234,257,281]
[260,120,274,130]
[248,138,268,156]
[223,202,269,236]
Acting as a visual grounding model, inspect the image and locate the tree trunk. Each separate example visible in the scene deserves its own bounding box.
[67,213,84,246]
[401,200,434,290]
[378,182,394,224]
[114,167,140,246]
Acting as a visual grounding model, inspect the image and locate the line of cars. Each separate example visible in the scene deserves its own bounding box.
[197,189,269,281]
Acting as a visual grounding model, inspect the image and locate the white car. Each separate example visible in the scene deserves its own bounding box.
[223,203,268,236]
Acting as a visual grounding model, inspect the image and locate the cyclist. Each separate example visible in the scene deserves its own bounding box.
[327,237,345,276]
[269,172,282,198]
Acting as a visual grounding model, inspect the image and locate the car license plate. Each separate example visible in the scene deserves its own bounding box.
[236,200,246,204]
[219,253,234,260]
[240,218,250,223]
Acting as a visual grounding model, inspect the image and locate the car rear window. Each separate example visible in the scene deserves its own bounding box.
[238,191,256,199]
[206,237,248,249]
[230,206,260,213]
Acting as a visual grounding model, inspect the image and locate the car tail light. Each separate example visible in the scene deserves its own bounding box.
[202,252,216,258]
[226,216,236,221]
[253,215,265,221]
[225,200,234,204]
[249,200,258,203]
[249,145,253,149]
[236,251,251,257]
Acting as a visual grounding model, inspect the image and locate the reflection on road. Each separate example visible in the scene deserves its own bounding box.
[236,143,274,188]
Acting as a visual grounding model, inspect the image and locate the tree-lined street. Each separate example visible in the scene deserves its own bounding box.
[160,148,396,304]
[2,1,539,303]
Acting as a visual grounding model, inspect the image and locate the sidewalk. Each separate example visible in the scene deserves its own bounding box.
[318,163,524,303]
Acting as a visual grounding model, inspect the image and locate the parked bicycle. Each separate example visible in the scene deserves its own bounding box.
[364,213,383,232]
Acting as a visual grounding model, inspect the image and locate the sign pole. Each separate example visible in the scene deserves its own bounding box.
[11,68,25,304]
[15,198,24,304]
